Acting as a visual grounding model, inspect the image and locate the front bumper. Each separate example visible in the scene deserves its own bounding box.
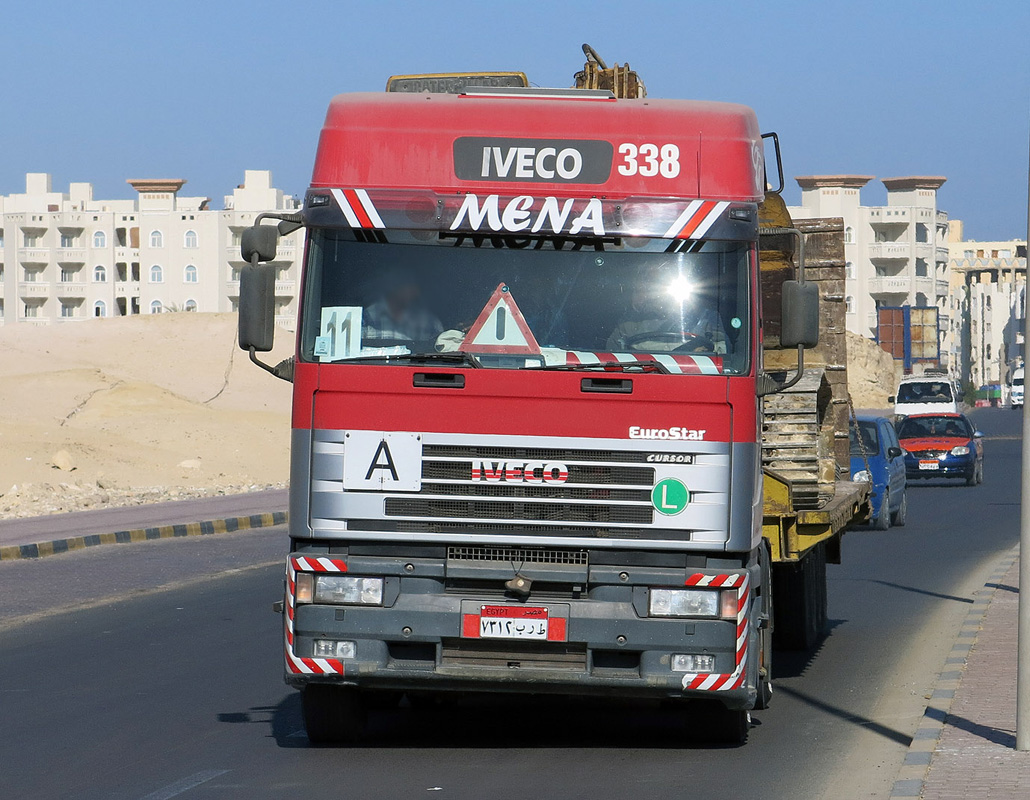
[905,453,974,479]
[283,554,757,709]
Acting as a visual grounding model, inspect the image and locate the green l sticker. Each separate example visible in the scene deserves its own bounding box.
[651,478,690,515]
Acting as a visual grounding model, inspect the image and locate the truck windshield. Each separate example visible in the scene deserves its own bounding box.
[300,228,752,374]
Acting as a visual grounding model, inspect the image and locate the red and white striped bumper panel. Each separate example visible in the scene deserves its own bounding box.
[330,188,385,230]
[664,200,731,240]
[285,556,348,676]
[680,572,751,692]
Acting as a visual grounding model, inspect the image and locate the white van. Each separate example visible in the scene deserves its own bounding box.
[892,375,959,418]
[1011,367,1024,409]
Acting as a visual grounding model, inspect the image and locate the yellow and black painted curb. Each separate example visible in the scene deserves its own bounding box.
[0,511,288,562]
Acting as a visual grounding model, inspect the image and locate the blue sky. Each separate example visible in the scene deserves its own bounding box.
[2,0,1027,240]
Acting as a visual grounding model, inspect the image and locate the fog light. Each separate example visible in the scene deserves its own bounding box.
[313,639,356,659]
[672,653,716,672]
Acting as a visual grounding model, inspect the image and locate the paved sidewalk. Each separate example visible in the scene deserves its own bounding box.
[892,549,1029,798]
[0,489,288,560]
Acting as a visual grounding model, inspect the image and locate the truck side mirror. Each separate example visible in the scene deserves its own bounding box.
[888,395,896,404]
[780,280,819,349]
[241,224,279,263]
[887,446,902,459]
[238,263,276,352]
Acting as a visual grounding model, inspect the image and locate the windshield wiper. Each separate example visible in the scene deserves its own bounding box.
[524,359,670,374]
[333,351,482,368]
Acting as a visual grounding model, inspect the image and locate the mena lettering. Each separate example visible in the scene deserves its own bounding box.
[449,194,605,236]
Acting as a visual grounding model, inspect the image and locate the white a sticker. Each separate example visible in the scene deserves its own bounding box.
[317,306,362,362]
[342,431,422,491]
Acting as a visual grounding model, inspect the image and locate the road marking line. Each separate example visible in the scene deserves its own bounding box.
[138,769,228,800]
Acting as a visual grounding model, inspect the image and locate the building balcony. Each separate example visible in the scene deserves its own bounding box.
[936,279,949,296]
[275,280,296,295]
[57,283,86,297]
[868,276,910,294]
[22,318,52,327]
[936,247,950,263]
[114,247,138,260]
[19,248,50,265]
[57,248,87,264]
[868,242,910,260]
[275,314,296,331]
[19,283,51,298]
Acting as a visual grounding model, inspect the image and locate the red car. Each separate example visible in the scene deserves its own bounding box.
[895,413,984,485]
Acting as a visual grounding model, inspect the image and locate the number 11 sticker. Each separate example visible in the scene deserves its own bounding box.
[315,306,362,362]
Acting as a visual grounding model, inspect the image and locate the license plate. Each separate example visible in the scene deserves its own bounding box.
[478,605,548,640]
[919,460,940,471]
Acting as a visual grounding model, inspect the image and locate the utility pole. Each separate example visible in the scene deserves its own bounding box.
[1018,123,1030,751]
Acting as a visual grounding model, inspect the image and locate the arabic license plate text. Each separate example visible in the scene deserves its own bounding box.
[919,461,940,471]
[479,606,549,640]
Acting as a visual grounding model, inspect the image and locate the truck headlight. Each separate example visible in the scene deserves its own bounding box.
[649,588,735,619]
[852,470,871,483]
[950,445,970,456]
[309,576,384,606]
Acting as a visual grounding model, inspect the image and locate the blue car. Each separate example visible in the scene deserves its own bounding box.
[849,414,908,530]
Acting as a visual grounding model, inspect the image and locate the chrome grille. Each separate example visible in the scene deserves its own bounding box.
[386,498,653,525]
[424,445,653,463]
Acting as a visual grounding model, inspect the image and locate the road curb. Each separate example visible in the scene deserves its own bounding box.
[0,510,288,562]
[887,545,1020,799]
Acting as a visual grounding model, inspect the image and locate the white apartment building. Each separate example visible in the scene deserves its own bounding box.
[787,175,950,368]
[0,170,303,328]
[946,221,1027,391]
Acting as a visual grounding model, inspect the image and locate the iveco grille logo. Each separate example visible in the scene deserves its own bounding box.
[471,460,569,484]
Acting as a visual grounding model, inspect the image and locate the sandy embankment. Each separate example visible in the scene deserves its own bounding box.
[0,314,294,519]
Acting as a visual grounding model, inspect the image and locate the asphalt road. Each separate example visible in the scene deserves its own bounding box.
[0,408,1020,800]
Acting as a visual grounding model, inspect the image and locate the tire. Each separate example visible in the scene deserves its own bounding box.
[772,542,828,651]
[976,460,984,485]
[890,490,907,527]
[873,490,891,530]
[965,467,977,487]
[688,700,750,746]
[302,684,368,745]
[754,627,773,710]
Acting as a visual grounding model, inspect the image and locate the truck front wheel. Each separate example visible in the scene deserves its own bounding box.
[302,684,368,745]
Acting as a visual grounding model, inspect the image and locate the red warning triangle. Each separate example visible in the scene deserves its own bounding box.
[459,283,541,355]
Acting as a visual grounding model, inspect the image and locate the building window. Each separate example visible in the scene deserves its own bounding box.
[22,268,38,282]
[93,265,107,282]
[185,299,197,312]
[987,344,992,360]
[845,296,854,313]
[230,267,241,282]
[23,232,40,247]
[844,226,854,244]
[149,230,163,248]
[845,261,854,279]
[150,265,163,283]
[24,303,38,318]
[60,268,77,283]
[61,302,76,318]
[184,230,198,249]
[93,231,106,248]
[183,264,198,283]
[94,300,107,318]
[150,300,163,314]
[60,232,78,248]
